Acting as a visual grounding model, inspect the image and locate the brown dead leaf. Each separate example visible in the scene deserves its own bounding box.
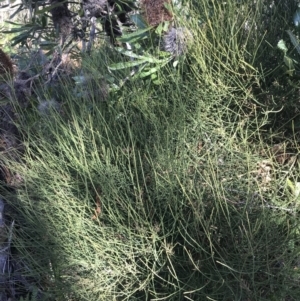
[92,188,102,220]
[251,160,273,190]
[271,143,291,165]
[197,141,203,153]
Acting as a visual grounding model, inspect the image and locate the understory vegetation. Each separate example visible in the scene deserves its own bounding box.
[1,0,300,300]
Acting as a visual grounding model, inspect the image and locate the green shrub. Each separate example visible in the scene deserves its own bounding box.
[1,1,300,300]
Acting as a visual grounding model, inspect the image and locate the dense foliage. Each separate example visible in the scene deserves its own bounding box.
[0,0,300,301]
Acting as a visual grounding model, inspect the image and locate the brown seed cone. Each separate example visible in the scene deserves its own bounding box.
[140,0,173,27]
[50,0,74,44]
[0,49,13,78]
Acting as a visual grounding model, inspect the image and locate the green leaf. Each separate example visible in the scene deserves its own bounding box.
[0,4,10,9]
[151,73,157,80]
[103,75,115,84]
[11,32,31,46]
[114,47,146,59]
[164,2,173,13]
[163,21,170,32]
[155,21,170,36]
[39,41,57,49]
[277,39,288,54]
[108,59,147,70]
[41,15,48,28]
[117,27,152,43]
[9,4,24,20]
[39,41,57,46]
[295,182,300,199]
[131,63,147,79]
[4,20,23,26]
[155,23,164,35]
[284,55,295,71]
[153,79,162,85]
[294,8,300,27]
[173,60,179,68]
[130,14,147,29]
[286,178,300,199]
[286,30,300,55]
[1,27,26,33]
[139,66,161,78]
[115,47,162,63]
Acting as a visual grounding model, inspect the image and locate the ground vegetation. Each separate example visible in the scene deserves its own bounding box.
[0,0,300,300]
